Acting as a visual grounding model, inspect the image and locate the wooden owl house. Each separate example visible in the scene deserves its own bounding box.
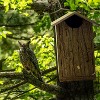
[51,12,96,82]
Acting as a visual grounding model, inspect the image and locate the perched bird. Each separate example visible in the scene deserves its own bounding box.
[18,41,43,81]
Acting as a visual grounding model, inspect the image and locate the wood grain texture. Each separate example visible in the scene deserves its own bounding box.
[56,20,95,82]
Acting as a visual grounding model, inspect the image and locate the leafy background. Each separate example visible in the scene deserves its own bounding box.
[0,0,100,99]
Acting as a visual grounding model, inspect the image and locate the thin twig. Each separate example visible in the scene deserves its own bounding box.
[7,35,31,40]
[57,0,62,8]
[10,87,36,100]
[0,23,35,27]
[3,90,12,100]
[42,66,57,75]
[46,75,57,83]
[0,81,26,94]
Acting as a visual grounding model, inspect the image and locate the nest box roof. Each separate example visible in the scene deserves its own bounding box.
[51,11,94,26]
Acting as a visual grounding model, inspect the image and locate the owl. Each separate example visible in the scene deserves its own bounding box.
[18,41,43,81]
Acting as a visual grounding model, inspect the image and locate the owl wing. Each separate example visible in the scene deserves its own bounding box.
[26,48,41,75]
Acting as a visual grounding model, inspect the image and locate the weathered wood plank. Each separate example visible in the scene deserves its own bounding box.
[82,20,95,77]
[72,28,82,77]
[55,24,63,79]
[78,26,87,77]
[81,21,90,76]
[66,23,75,77]
[87,22,95,76]
[61,22,70,80]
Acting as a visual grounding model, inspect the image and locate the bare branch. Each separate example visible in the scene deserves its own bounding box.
[42,66,57,75]
[46,75,57,83]
[0,71,67,96]
[23,72,67,96]
[11,87,36,100]
[0,81,26,94]
[0,23,35,27]
[0,66,57,80]
[7,35,31,40]
[3,90,12,100]
[0,72,24,79]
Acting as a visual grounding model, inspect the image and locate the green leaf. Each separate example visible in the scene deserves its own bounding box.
[4,0,10,6]
[64,2,69,7]
[0,80,4,85]
[0,36,2,40]
[15,64,22,72]
[1,33,6,38]
[70,0,77,10]
[6,31,12,34]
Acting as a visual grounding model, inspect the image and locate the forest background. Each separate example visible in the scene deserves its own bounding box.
[0,0,100,100]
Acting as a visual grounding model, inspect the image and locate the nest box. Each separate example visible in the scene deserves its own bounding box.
[51,12,96,82]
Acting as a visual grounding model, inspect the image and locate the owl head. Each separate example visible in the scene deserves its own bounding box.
[18,41,30,53]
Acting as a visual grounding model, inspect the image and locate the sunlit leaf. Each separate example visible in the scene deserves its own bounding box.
[93,0,100,2]
[0,80,4,85]
[1,33,6,38]
[4,0,10,6]
[15,64,23,72]
[23,12,29,16]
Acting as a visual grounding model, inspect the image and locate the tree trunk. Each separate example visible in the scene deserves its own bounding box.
[56,80,94,100]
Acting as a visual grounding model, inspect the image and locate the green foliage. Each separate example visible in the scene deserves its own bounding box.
[64,0,90,11]
[0,26,12,39]
[0,0,100,99]
[88,0,100,8]
[88,10,100,44]
[1,0,33,12]
[31,33,56,83]
[95,51,100,72]
[31,33,56,70]
[26,88,55,100]
[4,50,22,72]
[33,14,51,33]
[64,0,100,11]
[2,33,56,99]
[95,94,100,100]
[4,33,56,72]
